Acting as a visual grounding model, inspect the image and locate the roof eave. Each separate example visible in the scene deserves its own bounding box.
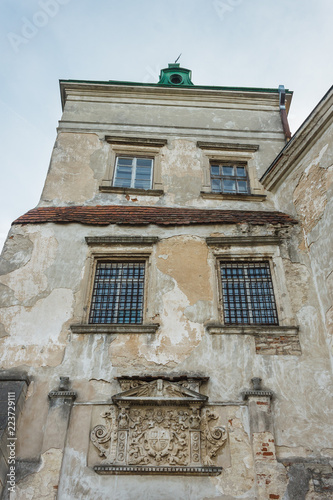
[59,79,292,111]
[261,85,333,191]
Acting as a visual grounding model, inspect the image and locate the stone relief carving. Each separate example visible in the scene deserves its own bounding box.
[91,378,227,475]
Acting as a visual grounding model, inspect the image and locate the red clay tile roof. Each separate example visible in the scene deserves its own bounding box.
[12,206,298,227]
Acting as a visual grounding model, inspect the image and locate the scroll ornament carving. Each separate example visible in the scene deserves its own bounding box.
[91,405,227,468]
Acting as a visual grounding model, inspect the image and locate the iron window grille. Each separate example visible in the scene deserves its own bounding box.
[210,163,249,194]
[113,156,153,190]
[89,261,145,324]
[220,261,278,325]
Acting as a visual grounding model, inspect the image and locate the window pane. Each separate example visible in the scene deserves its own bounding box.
[136,158,153,168]
[89,262,145,324]
[236,167,246,177]
[211,179,222,192]
[117,158,133,167]
[134,165,152,189]
[211,165,220,176]
[223,179,236,193]
[222,166,234,176]
[114,165,132,188]
[237,180,248,193]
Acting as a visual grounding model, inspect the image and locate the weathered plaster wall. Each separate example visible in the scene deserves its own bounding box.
[1,84,332,497]
[274,120,333,370]
[1,217,332,497]
[39,90,287,210]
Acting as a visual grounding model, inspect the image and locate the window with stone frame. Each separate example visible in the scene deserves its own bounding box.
[113,156,153,190]
[89,261,146,324]
[219,261,278,325]
[210,162,250,195]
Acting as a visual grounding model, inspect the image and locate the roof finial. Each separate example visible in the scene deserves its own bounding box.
[175,53,182,64]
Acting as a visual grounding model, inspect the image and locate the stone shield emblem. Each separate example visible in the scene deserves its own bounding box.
[147,427,171,456]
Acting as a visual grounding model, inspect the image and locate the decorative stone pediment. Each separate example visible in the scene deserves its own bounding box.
[112,378,208,406]
[90,377,227,476]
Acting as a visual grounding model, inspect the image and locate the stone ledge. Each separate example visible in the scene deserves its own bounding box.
[206,236,280,246]
[99,186,164,196]
[94,465,222,476]
[105,136,167,148]
[200,192,266,202]
[206,324,299,335]
[85,236,159,245]
[70,324,160,334]
[197,141,259,152]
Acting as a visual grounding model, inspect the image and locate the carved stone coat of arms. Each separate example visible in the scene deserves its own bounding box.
[90,377,227,475]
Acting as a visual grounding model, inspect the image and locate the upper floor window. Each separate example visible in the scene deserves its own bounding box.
[113,156,153,190]
[210,163,249,194]
[89,261,145,324]
[220,261,278,325]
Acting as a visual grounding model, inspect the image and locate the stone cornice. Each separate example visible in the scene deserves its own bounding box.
[206,236,280,246]
[60,81,289,112]
[48,391,77,400]
[105,136,167,147]
[85,236,159,245]
[93,465,223,476]
[242,390,273,400]
[197,141,259,152]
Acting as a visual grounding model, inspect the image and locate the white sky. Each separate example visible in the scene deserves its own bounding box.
[1,0,333,251]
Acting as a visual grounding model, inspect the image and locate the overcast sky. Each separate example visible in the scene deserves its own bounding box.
[1,0,333,251]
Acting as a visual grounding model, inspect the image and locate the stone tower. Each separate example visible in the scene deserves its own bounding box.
[0,65,332,499]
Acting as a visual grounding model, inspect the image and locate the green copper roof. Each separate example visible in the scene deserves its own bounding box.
[158,63,194,86]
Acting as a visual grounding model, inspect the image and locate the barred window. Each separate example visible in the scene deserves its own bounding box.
[220,261,278,325]
[89,262,145,324]
[211,163,249,194]
[113,156,153,190]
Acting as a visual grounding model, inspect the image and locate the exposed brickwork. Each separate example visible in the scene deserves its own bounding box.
[255,334,301,355]
[12,205,298,227]
[254,436,276,462]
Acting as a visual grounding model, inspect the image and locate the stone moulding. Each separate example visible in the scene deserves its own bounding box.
[70,324,159,334]
[206,324,299,335]
[94,465,222,476]
[85,236,160,245]
[48,391,77,400]
[197,141,259,152]
[105,136,168,148]
[205,236,280,246]
[90,377,227,475]
[242,390,273,400]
